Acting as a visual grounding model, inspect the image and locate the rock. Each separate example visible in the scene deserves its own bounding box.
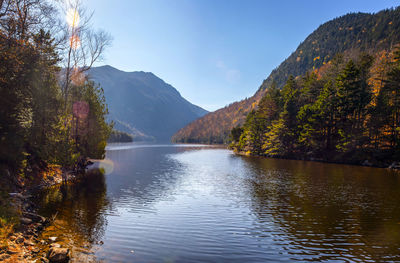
[6,249,18,255]
[48,237,57,243]
[0,254,11,260]
[47,247,69,263]
[0,254,11,261]
[389,162,400,169]
[362,160,373,166]
[9,193,26,200]
[15,236,24,244]
[24,240,35,246]
[9,235,16,241]
[40,240,46,245]
[21,217,33,225]
[32,247,40,253]
[50,243,61,248]
[74,247,92,255]
[41,257,50,263]
[23,212,47,224]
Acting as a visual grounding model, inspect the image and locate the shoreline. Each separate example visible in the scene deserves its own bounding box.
[0,161,92,263]
[232,149,400,170]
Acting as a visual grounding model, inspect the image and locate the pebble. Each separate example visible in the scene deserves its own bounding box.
[24,240,35,246]
[15,236,24,244]
[47,247,69,263]
[48,237,57,242]
[50,243,61,248]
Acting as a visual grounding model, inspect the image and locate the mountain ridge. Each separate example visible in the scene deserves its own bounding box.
[172,7,400,144]
[87,65,208,142]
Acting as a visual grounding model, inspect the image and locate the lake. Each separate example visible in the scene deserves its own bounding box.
[37,144,400,262]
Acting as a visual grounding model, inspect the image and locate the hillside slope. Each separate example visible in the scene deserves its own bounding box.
[88,66,208,142]
[172,7,400,144]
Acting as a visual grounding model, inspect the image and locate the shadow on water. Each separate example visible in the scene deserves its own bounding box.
[37,169,110,262]
[242,156,400,262]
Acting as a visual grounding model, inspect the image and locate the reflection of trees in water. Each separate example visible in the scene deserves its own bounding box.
[243,157,400,261]
[38,169,110,245]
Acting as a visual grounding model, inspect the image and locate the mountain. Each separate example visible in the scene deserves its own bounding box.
[87,66,208,142]
[172,7,400,144]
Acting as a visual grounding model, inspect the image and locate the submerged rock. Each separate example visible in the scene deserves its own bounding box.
[20,217,32,225]
[47,247,69,263]
[23,212,47,224]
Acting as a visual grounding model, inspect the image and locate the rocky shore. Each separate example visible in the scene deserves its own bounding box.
[0,159,93,262]
[0,193,69,262]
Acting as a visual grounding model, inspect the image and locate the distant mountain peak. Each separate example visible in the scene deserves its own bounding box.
[87,66,208,142]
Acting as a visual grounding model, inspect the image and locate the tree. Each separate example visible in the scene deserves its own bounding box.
[59,0,112,111]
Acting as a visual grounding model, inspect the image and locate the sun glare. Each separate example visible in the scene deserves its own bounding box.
[70,35,81,50]
[66,8,80,27]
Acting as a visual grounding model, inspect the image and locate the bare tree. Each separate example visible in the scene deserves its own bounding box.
[59,0,112,109]
[56,0,111,181]
[0,0,57,40]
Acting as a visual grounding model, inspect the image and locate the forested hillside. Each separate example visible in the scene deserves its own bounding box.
[172,7,400,144]
[231,47,400,166]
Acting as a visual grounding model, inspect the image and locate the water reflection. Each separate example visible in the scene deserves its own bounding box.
[244,157,400,262]
[37,145,400,262]
[38,169,109,262]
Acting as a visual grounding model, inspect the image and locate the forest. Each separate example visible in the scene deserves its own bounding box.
[172,7,400,144]
[0,0,112,187]
[108,130,133,143]
[230,48,400,166]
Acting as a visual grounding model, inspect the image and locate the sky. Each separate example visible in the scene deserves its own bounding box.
[85,0,399,111]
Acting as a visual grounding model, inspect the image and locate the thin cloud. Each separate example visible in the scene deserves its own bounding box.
[216,60,241,84]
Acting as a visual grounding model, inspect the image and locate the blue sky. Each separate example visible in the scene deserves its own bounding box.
[86,0,399,111]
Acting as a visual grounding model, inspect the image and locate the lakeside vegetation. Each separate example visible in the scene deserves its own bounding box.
[172,7,400,144]
[0,0,111,189]
[230,48,400,166]
[0,0,112,260]
[108,130,134,143]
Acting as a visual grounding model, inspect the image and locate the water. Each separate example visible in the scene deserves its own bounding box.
[38,144,400,262]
